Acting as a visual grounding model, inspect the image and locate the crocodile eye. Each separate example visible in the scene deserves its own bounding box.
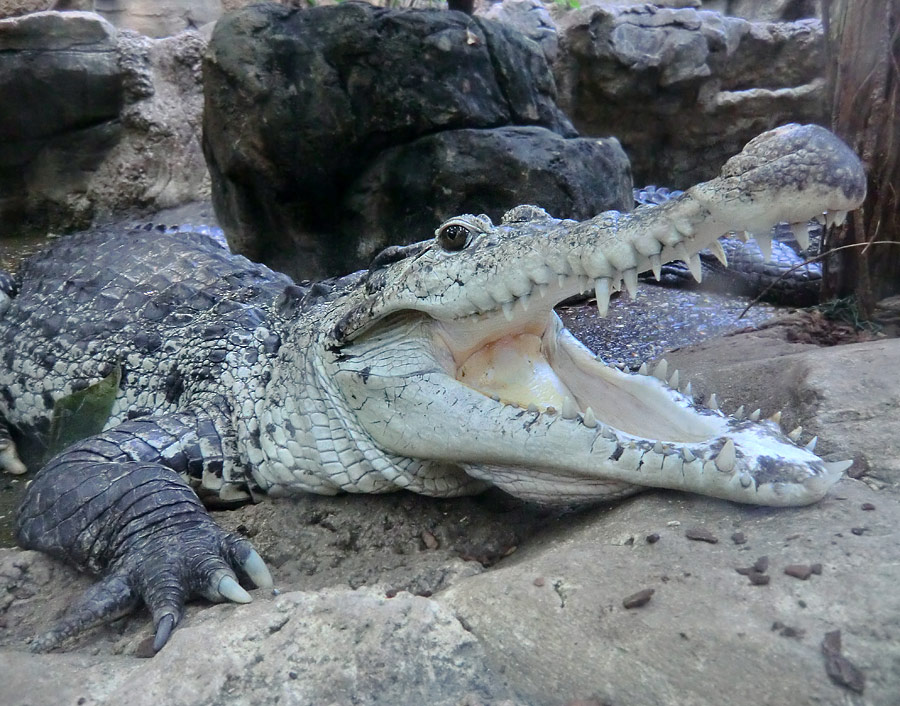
[436,223,473,251]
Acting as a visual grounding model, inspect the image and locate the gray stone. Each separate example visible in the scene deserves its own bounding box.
[554,4,827,187]
[204,2,628,281]
[337,126,632,280]
[0,11,209,237]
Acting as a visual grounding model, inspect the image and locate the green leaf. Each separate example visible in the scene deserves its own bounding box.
[45,364,122,461]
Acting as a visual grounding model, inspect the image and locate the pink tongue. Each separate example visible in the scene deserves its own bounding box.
[456,333,572,409]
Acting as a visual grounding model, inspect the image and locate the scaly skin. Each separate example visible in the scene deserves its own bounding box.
[0,124,865,651]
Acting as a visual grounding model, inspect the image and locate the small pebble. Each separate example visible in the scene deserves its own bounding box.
[685,527,718,543]
[421,530,439,550]
[623,587,655,608]
[822,630,865,693]
[861,503,875,511]
[811,563,823,575]
[646,533,661,544]
[748,572,770,586]
[731,531,747,545]
[753,555,769,573]
[784,564,813,580]
[533,577,545,587]
[850,527,867,536]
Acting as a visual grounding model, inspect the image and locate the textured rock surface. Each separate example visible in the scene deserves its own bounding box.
[554,4,827,186]
[1,331,897,705]
[0,11,209,236]
[203,2,630,281]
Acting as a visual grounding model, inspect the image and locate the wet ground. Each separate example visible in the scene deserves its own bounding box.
[0,221,784,547]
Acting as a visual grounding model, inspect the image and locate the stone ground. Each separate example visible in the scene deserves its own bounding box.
[1,311,898,706]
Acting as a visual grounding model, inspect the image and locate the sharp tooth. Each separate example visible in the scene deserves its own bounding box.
[805,436,818,452]
[688,254,702,283]
[638,362,649,376]
[825,210,839,228]
[594,278,611,317]
[502,302,514,321]
[734,405,745,420]
[681,448,695,462]
[622,268,638,298]
[735,230,750,243]
[790,222,811,250]
[519,293,530,312]
[709,240,728,267]
[674,243,691,267]
[583,407,597,428]
[749,408,761,421]
[788,426,803,442]
[668,370,680,389]
[558,274,567,289]
[537,284,548,299]
[708,393,719,411]
[823,459,853,474]
[754,233,773,261]
[652,359,668,380]
[683,382,693,400]
[715,438,736,472]
[832,210,848,226]
[650,253,662,281]
[770,410,782,426]
[561,396,578,420]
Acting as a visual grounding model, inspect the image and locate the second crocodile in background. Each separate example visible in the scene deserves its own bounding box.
[0,124,867,652]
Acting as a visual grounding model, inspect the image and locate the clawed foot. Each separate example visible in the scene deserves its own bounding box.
[30,525,273,653]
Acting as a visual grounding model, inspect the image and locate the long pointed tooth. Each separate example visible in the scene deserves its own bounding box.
[519,292,530,312]
[709,239,728,267]
[688,254,703,283]
[749,408,761,422]
[622,268,638,298]
[683,382,693,400]
[805,436,818,452]
[668,370,680,389]
[708,393,719,411]
[594,278,611,317]
[825,211,838,228]
[715,438,736,472]
[561,396,578,420]
[650,253,662,281]
[824,459,853,474]
[652,359,668,380]
[638,362,649,376]
[770,410,782,426]
[832,210,848,226]
[788,426,803,442]
[681,448,695,463]
[558,274,567,289]
[583,407,597,428]
[537,283,548,299]
[754,233,773,261]
[790,222,811,250]
[502,302,514,321]
[734,405,745,420]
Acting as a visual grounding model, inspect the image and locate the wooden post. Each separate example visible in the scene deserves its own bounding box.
[822,0,900,315]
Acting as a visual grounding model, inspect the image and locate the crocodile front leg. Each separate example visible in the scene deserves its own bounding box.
[15,411,273,652]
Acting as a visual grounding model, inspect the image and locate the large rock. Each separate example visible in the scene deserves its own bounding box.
[0,11,209,236]
[554,4,827,187]
[204,2,631,281]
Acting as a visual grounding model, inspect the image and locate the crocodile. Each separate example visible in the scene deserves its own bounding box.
[0,123,865,652]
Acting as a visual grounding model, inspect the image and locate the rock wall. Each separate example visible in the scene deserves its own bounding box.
[554,4,826,188]
[0,11,209,236]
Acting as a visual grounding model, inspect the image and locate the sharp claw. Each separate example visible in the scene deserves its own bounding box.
[241,549,274,589]
[217,575,252,604]
[153,613,176,652]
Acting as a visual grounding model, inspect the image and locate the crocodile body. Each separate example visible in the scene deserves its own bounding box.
[0,124,866,651]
